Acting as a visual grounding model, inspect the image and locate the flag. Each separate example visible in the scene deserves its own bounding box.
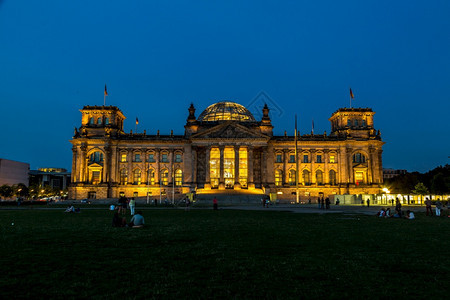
[350,88,354,99]
[104,84,108,96]
[136,117,139,125]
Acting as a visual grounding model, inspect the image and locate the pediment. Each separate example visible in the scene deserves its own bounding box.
[353,163,368,169]
[87,163,103,169]
[191,122,269,140]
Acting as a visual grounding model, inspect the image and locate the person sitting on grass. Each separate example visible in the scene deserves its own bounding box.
[65,205,75,213]
[112,212,127,227]
[405,210,415,220]
[129,211,145,228]
[385,208,391,218]
[377,208,386,217]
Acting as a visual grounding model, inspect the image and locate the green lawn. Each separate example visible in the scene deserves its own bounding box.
[0,208,449,299]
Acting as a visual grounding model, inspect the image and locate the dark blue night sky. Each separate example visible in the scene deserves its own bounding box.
[0,0,449,172]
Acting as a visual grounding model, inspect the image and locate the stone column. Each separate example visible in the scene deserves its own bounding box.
[80,144,87,182]
[261,146,268,186]
[283,149,288,185]
[205,146,211,188]
[103,145,110,183]
[368,147,374,184]
[248,146,254,189]
[71,146,77,183]
[310,149,316,185]
[110,146,117,184]
[219,146,225,189]
[192,147,197,188]
[234,146,241,189]
[168,149,174,184]
[155,149,160,184]
[324,149,329,185]
[346,148,353,184]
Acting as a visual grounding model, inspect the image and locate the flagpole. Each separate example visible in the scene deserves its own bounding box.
[295,114,299,204]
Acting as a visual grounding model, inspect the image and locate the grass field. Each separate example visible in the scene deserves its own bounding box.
[1,207,449,299]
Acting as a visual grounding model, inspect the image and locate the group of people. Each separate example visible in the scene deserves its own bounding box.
[112,210,145,228]
[425,198,448,217]
[377,206,415,219]
[111,196,144,228]
[317,197,331,210]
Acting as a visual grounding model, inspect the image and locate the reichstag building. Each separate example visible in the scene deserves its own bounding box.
[69,101,384,200]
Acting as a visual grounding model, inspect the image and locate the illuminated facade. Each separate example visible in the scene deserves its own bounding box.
[69,102,384,200]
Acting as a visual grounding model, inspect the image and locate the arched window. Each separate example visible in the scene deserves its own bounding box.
[275,169,283,186]
[105,117,110,125]
[347,119,352,126]
[353,153,366,163]
[89,117,94,125]
[329,170,337,185]
[303,169,311,186]
[97,117,102,125]
[148,168,155,185]
[288,169,296,186]
[175,169,182,186]
[120,169,128,185]
[89,151,104,163]
[160,169,169,186]
[316,170,323,185]
[133,169,141,185]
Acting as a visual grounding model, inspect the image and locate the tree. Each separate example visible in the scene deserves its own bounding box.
[0,184,13,199]
[13,183,29,198]
[412,182,429,203]
[430,173,450,195]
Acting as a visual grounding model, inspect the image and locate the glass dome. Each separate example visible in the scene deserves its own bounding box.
[197,102,256,122]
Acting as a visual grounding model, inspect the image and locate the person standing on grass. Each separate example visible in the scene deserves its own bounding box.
[425,197,433,216]
[129,197,136,216]
[435,199,442,217]
[366,199,370,207]
[395,199,402,218]
[320,197,325,210]
[325,197,330,210]
[213,197,218,210]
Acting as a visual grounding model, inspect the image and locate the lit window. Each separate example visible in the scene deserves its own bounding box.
[355,171,364,184]
[302,169,311,185]
[148,154,155,162]
[120,169,128,185]
[329,170,337,185]
[210,147,220,188]
[89,151,104,163]
[134,154,141,162]
[160,169,169,186]
[133,169,141,185]
[329,155,335,163]
[148,169,155,185]
[316,170,323,185]
[275,170,283,186]
[175,154,182,162]
[175,169,182,186]
[121,154,127,162]
[239,148,248,188]
[316,155,322,163]
[288,169,296,186]
[303,155,309,163]
[91,171,101,184]
[276,154,282,163]
[289,155,295,163]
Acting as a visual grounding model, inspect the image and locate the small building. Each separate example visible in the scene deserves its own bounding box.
[0,158,30,186]
[383,168,407,180]
[29,168,71,190]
